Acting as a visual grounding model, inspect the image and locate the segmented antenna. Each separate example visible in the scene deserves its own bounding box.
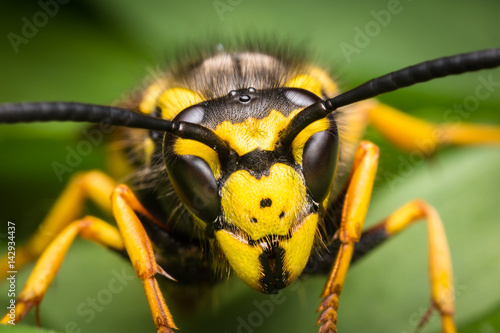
[0,102,175,130]
[0,102,231,157]
[277,48,500,150]
[2,49,499,158]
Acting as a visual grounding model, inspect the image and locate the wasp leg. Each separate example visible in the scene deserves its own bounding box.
[111,184,177,333]
[316,201,456,332]
[1,184,177,333]
[0,216,124,324]
[367,101,500,153]
[0,170,116,278]
[359,200,456,333]
[317,141,379,333]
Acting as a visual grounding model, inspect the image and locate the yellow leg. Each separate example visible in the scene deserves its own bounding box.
[1,184,177,332]
[0,170,116,278]
[374,199,456,333]
[1,216,124,324]
[367,102,500,154]
[111,184,177,332]
[317,140,379,333]
[318,140,457,333]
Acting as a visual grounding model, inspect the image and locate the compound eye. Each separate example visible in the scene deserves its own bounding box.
[302,128,339,203]
[166,155,220,223]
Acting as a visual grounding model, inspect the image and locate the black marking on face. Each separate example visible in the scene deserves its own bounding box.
[197,88,321,130]
[259,243,288,294]
[223,148,297,181]
[260,198,272,208]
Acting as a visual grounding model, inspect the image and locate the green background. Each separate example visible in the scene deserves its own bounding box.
[0,0,500,332]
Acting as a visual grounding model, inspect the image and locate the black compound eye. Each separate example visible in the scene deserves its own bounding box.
[302,126,339,203]
[166,155,220,223]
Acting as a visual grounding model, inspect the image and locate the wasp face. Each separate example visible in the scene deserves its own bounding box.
[153,51,340,292]
[164,85,340,293]
[216,161,320,293]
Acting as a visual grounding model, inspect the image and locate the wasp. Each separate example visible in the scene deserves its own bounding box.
[0,43,499,333]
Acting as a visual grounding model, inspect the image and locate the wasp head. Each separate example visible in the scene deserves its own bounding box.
[163,83,339,293]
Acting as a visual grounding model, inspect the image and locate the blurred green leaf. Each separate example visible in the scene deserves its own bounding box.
[0,0,499,332]
[461,304,500,333]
